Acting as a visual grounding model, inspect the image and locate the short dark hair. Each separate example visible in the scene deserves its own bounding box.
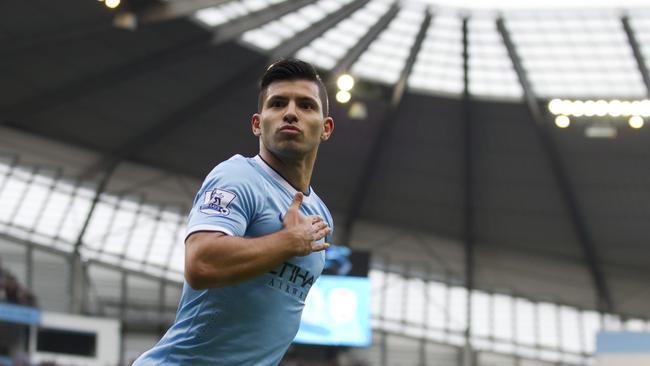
[258,59,329,117]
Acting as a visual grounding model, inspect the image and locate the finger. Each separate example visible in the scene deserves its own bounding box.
[289,192,303,211]
[312,227,330,241]
[312,221,329,231]
[311,242,330,252]
[310,215,324,224]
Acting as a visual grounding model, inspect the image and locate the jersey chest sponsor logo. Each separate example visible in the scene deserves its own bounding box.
[199,188,236,216]
[266,262,315,301]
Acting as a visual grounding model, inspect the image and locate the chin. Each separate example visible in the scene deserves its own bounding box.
[272,144,310,159]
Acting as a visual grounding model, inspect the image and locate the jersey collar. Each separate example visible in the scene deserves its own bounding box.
[253,155,312,197]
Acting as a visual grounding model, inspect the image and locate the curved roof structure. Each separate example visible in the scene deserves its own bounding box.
[2,0,650,324]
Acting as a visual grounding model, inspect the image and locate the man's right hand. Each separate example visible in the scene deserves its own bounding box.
[282,192,330,256]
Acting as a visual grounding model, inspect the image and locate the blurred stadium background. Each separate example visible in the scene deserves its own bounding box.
[1,0,650,365]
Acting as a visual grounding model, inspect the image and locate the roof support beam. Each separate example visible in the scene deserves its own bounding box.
[461,17,475,366]
[134,0,232,23]
[340,10,432,245]
[134,0,318,43]
[331,2,400,75]
[622,16,650,97]
[497,18,614,314]
[211,0,317,44]
[270,0,371,59]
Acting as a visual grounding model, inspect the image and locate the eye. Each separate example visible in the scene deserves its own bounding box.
[301,102,315,110]
[270,100,285,108]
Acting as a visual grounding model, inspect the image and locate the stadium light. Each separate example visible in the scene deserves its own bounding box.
[336,90,351,104]
[548,99,565,115]
[337,74,355,92]
[105,0,120,9]
[555,115,570,128]
[629,115,644,129]
[608,100,622,117]
[547,99,650,118]
[595,100,608,116]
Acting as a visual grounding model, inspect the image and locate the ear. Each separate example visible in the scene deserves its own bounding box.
[320,117,334,141]
[251,114,262,137]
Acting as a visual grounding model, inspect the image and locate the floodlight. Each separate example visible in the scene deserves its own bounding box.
[336,90,351,104]
[105,0,120,8]
[570,100,585,117]
[640,100,650,117]
[548,99,564,115]
[337,74,355,92]
[608,100,623,117]
[629,115,644,129]
[595,100,608,117]
[584,100,596,117]
[555,115,570,128]
[620,101,632,116]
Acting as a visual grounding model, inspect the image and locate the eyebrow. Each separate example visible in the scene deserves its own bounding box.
[266,95,320,109]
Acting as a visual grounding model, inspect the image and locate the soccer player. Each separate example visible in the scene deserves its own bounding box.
[132,59,335,365]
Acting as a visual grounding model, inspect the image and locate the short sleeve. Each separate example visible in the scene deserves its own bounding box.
[185,160,256,240]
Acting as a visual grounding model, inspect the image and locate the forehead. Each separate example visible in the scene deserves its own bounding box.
[264,79,321,104]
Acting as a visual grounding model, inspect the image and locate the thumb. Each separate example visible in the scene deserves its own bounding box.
[289,192,303,210]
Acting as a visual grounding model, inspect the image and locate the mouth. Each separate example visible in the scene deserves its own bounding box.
[278,126,302,135]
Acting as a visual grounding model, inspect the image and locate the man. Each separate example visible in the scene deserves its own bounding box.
[133,59,335,365]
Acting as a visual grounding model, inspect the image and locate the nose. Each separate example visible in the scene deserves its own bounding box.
[283,101,298,124]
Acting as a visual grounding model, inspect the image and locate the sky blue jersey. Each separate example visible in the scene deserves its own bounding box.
[133,154,333,366]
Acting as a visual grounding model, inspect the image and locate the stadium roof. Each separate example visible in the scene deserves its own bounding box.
[1,0,650,320]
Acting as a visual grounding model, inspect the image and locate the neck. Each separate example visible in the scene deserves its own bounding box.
[259,148,316,194]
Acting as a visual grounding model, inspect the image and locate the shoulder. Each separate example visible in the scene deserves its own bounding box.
[204,155,260,188]
[208,154,256,178]
[196,155,263,211]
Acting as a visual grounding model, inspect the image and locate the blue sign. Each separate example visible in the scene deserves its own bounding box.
[597,331,650,353]
[0,302,41,325]
[294,275,371,347]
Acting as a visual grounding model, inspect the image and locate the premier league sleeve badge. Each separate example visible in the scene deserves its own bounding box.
[199,188,237,216]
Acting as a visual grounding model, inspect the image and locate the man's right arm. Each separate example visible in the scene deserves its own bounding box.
[184,192,329,290]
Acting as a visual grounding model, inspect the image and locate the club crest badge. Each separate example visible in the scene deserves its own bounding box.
[199,188,236,216]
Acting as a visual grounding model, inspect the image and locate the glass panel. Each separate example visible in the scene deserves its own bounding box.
[103,198,139,257]
[506,12,646,98]
[559,306,582,353]
[351,6,426,85]
[369,269,384,318]
[384,272,405,321]
[405,277,426,325]
[471,291,490,337]
[0,167,32,224]
[241,0,351,51]
[582,311,600,353]
[167,234,185,273]
[630,14,650,74]
[58,185,95,243]
[538,302,558,348]
[123,205,158,263]
[493,294,513,341]
[194,0,288,28]
[408,12,463,94]
[448,286,467,332]
[427,281,447,330]
[515,298,536,346]
[146,209,182,267]
[469,17,523,99]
